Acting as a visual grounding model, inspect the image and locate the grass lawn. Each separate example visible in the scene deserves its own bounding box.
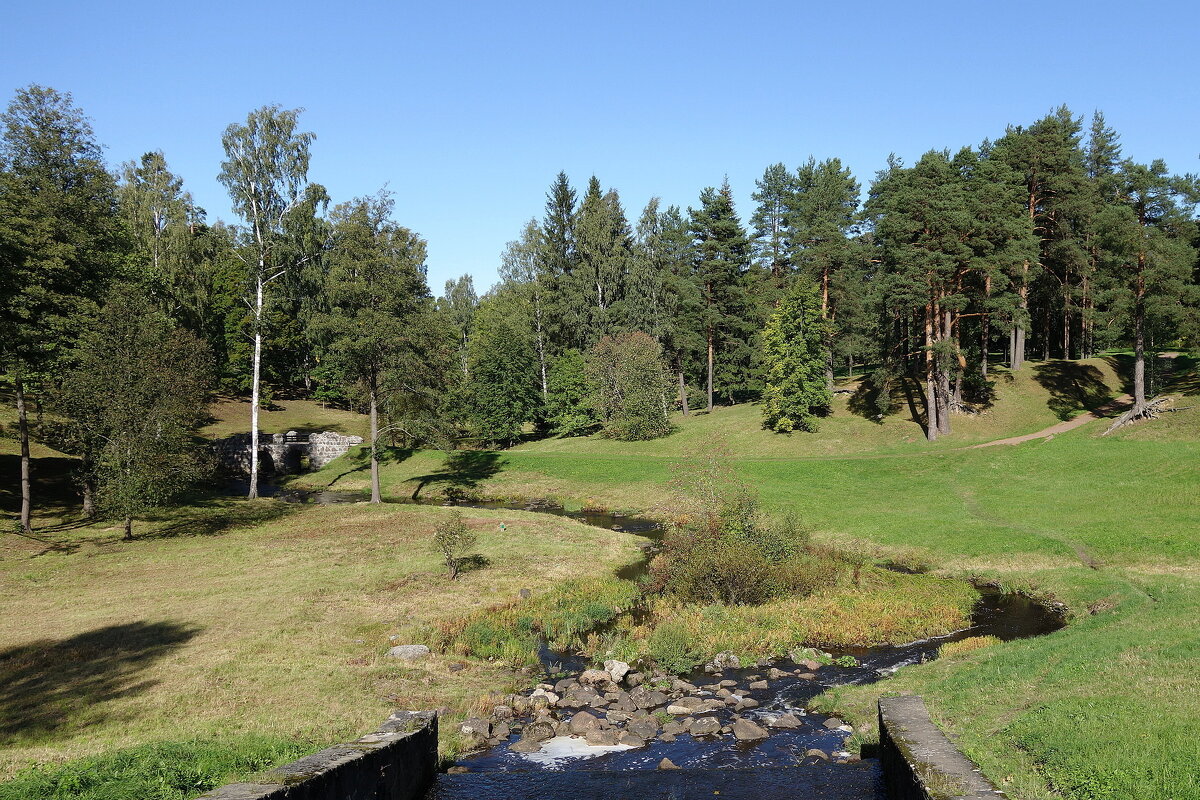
[3,353,1197,799]
[292,354,1200,800]
[0,499,641,786]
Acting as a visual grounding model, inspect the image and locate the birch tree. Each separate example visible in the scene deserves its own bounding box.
[217,105,317,499]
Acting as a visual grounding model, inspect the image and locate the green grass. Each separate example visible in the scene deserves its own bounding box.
[3,353,1197,799]
[0,736,313,800]
[198,397,370,440]
[293,354,1200,800]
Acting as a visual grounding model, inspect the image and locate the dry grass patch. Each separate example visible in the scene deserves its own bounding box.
[0,501,641,777]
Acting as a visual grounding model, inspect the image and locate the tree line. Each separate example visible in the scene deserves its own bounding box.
[3,84,1198,535]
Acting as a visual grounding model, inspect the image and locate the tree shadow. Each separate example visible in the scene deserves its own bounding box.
[317,446,415,488]
[454,553,492,574]
[135,496,301,542]
[0,621,201,746]
[0,454,79,515]
[1101,354,1136,396]
[1033,361,1113,420]
[408,451,506,500]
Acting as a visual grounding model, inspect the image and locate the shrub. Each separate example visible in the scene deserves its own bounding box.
[648,619,700,674]
[432,510,477,580]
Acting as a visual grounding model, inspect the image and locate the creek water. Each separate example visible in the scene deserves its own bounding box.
[241,481,1062,798]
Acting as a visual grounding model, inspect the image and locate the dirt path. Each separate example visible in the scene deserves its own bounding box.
[971,394,1132,448]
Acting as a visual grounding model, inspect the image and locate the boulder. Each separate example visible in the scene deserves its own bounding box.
[822,717,846,729]
[659,732,677,743]
[585,729,620,746]
[459,718,491,740]
[666,697,705,715]
[579,669,614,688]
[737,698,760,710]
[603,659,631,683]
[490,721,510,740]
[719,679,738,688]
[767,667,791,679]
[748,680,769,690]
[658,758,680,770]
[447,766,470,774]
[731,718,768,741]
[385,644,430,660]
[568,710,604,735]
[520,720,556,743]
[767,713,803,729]
[554,678,578,694]
[606,710,632,724]
[805,748,830,761]
[509,737,543,753]
[491,704,514,720]
[624,671,644,687]
[796,659,822,672]
[795,672,818,680]
[630,686,669,709]
[628,717,660,740]
[690,716,722,736]
[618,732,646,747]
[710,651,741,670]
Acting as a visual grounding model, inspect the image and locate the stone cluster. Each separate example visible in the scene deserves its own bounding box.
[456,657,859,765]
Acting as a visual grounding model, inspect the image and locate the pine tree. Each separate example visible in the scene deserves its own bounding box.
[761,280,832,432]
[1096,160,1199,417]
[500,220,551,400]
[313,191,431,502]
[750,162,796,280]
[574,176,631,341]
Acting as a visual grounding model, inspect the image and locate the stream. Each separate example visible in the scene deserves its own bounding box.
[241,481,1063,798]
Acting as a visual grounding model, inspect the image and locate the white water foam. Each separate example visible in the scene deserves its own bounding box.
[519,736,635,766]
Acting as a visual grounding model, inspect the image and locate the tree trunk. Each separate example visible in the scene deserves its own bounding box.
[15,375,33,534]
[248,276,264,500]
[678,368,689,416]
[706,330,714,413]
[1014,259,1028,370]
[1133,256,1147,414]
[123,516,133,541]
[981,274,991,379]
[82,466,96,518]
[937,302,951,436]
[924,302,938,441]
[369,379,381,503]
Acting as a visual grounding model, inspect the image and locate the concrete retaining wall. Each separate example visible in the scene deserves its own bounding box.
[196,711,437,800]
[878,696,1003,800]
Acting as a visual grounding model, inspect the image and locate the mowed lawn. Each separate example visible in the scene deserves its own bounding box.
[0,501,642,779]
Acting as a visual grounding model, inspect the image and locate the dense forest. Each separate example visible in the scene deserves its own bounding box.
[2,84,1198,533]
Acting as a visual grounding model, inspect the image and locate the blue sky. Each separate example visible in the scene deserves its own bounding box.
[3,0,1197,293]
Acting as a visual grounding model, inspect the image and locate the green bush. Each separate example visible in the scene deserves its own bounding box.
[648,620,700,674]
[0,736,311,800]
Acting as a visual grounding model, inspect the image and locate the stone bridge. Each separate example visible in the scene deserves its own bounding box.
[212,430,364,476]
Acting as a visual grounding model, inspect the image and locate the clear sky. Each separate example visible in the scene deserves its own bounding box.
[3,0,1197,293]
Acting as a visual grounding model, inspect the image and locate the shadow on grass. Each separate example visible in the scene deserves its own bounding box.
[317,446,415,488]
[0,621,201,746]
[408,451,506,500]
[135,496,301,542]
[0,454,79,516]
[1033,361,1113,420]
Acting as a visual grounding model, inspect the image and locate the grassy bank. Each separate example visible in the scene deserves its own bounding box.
[0,499,641,785]
[292,357,1199,800]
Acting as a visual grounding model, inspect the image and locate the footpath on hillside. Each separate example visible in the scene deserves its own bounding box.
[970,394,1132,448]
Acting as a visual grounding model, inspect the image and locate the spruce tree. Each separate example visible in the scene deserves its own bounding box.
[688,180,753,411]
[761,280,832,432]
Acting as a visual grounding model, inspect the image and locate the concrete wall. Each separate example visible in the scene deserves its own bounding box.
[212,431,364,476]
[878,696,1003,800]
[196,711,437,800]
